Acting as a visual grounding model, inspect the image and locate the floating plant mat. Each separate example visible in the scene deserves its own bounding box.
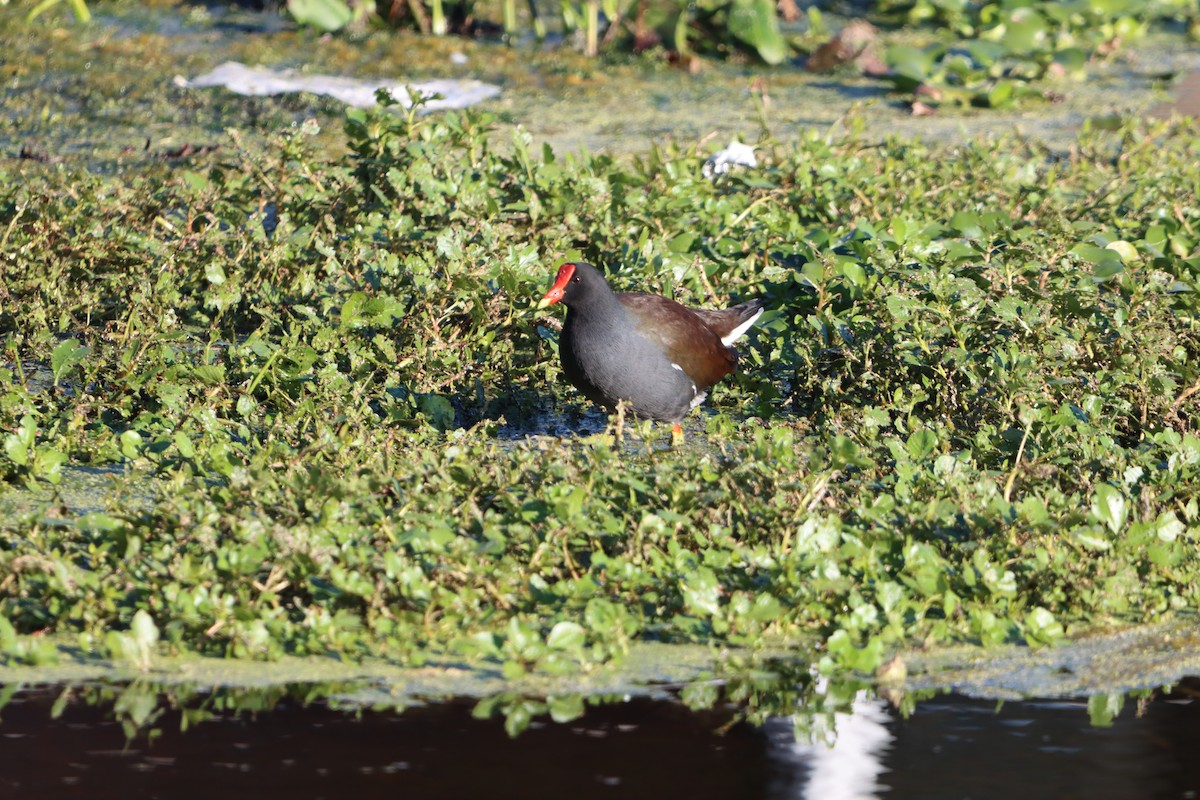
[2,620,1199,705]
[902,616,1200,700]
[0,641,726,701]
[178,61,501,110]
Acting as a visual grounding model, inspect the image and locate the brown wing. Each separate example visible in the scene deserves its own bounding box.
[616,293,736,390]
[689,299,766,343]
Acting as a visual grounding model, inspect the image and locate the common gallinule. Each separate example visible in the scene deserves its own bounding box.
[537,262,764,423]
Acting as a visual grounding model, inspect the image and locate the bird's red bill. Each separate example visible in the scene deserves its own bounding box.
[540,262,577,306]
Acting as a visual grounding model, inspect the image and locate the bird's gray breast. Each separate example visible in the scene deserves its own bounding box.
[561,313,697,421]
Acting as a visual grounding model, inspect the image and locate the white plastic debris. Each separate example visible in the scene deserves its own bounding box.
[703,140,758,178]
[176,61,500,111]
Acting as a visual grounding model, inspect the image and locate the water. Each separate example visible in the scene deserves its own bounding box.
[2,680,1197,799]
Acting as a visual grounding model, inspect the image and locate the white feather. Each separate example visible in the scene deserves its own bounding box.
[720,306,764,346]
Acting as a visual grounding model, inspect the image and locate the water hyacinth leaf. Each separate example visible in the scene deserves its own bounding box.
[236,395,257,417]
[1105,240,1138,263]
[51,338,89,383]
[75,513,125,532]
[1087,692,1124,728]
[951,211,983,239]
[340,292,368,329]
[1023,606,1063,646]
[503,701,535,737]
[667,232,697,253]
[547,694,585,723]
[1072,243,1125,279]
[1017,496,1051,526]
[192,365,226,385]
[175,431,196,458]
[546,621,586,652]
[885,44,937,87]
[840,261,867,286]
[906,428,938,459]
[1092,483,1127,534]
[120,430,144,460]
[465,632,502,659]
[1072,526,1113,551]
[825,629,885,673]
[965,40,1008,66]
[983,80,1015,109]
[288,0,354,31]
[1053,47,1088,77]
[417,394,455,429]
[998,9,1049,53]
[726,0,788,65]
[506,617,542,654]
[4,416,37,466]
[748,593,782,622]
[1155,513,1185,543]
[0,615,17,652]
[131,610,160,653]
[33,448,67,483]
[681,567,722,617]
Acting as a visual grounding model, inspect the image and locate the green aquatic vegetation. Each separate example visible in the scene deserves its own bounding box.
[24,0,92,23]
[0,99,1198,681]
[877,0,1200,107]
[283,0,790,65]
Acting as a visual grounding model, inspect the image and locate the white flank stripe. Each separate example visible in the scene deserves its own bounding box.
[720,307,765,346]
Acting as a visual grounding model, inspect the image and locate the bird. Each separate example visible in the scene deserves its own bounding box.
[536,261,764,425]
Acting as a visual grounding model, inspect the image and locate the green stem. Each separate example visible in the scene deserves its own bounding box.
[431,0,446,35]
[585,0,599,56]
[528,0,546,38]
[503,0,516,37]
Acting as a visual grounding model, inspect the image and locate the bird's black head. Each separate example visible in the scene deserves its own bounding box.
[538,262,610,309]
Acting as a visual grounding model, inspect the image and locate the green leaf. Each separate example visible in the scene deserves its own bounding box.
[51,338,89,383]
[840,261,866,286]
[76,513,124,532]
[667,232,697,253]
[33,448,67,483]
[417,394,455,430]
[27,0,91,23]
[886,43,938,86]
[131,609,160,653]
[998,9,1048,54]
[1105,240,1138,263]
[4,435,29,467]
[984,80,1015,109]
[547,694,585,723]
[906,428,938,459]
[1024,606,1063,645]
[681,567,721,617]
[0,615,16,653]
[175,431,196,459]
[546,621,586,651]
[1072,526,1112,551]
[726,0,788,65]
[1087,693,1123,728]
[120,430,144,460]
[1092,483,1127,534]
[1072,243,1124,279]
[287,0,353,31]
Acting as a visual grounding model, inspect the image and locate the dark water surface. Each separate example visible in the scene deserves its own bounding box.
[2,680,1198,800]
